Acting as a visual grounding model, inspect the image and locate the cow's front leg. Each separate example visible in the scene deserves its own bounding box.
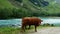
[35,25,37,32]
[28,25,31,29]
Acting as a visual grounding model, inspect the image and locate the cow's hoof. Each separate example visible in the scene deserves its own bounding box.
[28,28,30,29]
[20,30,25,32]
[35,31,37,32]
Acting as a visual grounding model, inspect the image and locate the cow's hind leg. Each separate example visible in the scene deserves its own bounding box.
[25,25,27,29]
[21,25,25,32]
[21,26,25,32]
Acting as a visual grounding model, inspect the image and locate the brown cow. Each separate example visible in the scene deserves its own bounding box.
[21,17,42,32]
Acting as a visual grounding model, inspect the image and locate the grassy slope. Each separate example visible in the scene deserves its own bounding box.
[23,0,40,12]
[0,0,15,8]
[21,0,60,14]
[40,0,60,14]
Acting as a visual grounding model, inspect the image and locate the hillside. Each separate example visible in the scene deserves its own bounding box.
[0,0,60,12]
[9,0,60,16]
[0,0,60,11]
[0,0,16,8]
[0,0,60,19]
[8,0,46,12]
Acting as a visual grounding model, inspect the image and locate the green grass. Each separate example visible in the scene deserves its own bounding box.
[0,26,51,34]
[0,0,15,8]
[0,27,21,34]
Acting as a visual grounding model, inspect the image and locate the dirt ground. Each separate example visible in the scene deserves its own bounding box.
[27,27,60,34]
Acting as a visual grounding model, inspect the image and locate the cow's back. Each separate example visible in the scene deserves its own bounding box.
[22,17,41,26]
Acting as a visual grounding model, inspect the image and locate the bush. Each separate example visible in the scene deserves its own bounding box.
[43,23,50,26]
[0,8,13,19]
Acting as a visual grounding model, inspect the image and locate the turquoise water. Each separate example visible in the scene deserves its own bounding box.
[0,19,22,27]
[0,17,60,26]
[40,17,60,26]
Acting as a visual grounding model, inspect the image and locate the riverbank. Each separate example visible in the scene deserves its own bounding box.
[0,26,52,34]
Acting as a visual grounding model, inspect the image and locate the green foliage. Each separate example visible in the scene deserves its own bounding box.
[0,7,60,19]
[0,8,38,19]
[0,8,13,19]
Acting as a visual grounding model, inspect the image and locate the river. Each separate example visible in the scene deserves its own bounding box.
[0,17,60,27]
